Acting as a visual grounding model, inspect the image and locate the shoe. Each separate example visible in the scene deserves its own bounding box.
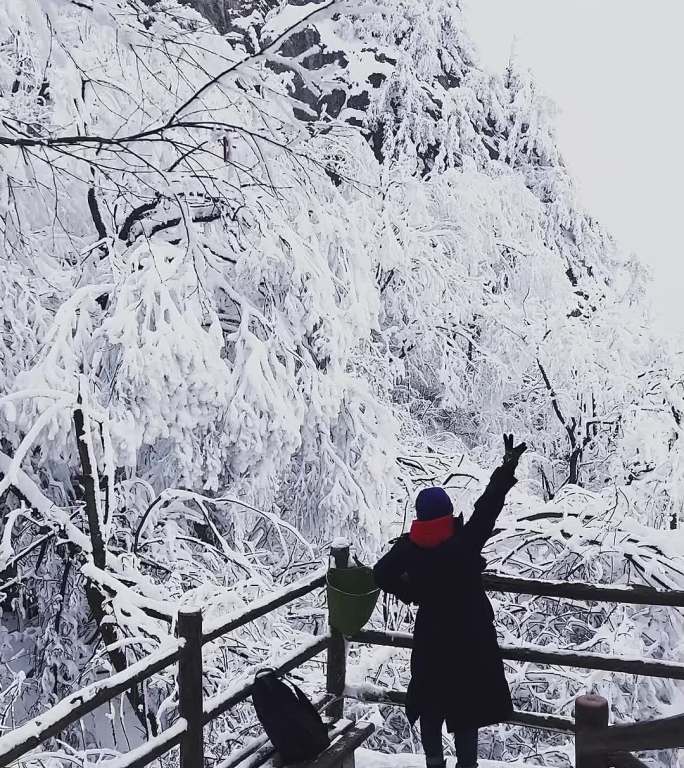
[425,758,446,768]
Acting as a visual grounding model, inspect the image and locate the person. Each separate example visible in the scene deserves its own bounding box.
[373,434,527,768]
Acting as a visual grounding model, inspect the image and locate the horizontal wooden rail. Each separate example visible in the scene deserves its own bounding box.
[343,684,574,733]
[502,644,684,681]
[581,712,684,753]
[218,731,272,768]
[104,719,186,768]
[510,709,575,733]
[0,641,182,767]
[483,572,684,608]
[203,570,326,645]
[203,634,330,723]
[353,630,684,681]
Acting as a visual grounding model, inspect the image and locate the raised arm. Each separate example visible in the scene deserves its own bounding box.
[463,433,526,552]
[373,536,418,605]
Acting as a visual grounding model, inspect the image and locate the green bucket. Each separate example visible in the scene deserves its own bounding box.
[326,566,380,636]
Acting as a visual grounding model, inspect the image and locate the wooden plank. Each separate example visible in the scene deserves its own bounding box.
[482,573,684,608]
[352,630,684,681]
[219,731,272,768]
[203,635,330,723]
[0,642,181,766]
[288,722,375,768]
[203,570,326,645]
[249,721,356,768]
[581,713,684,754]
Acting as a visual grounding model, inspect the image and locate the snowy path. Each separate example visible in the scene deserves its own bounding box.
[357,748,532,768]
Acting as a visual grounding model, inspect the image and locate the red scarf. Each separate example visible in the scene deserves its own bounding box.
[409,514,455,548]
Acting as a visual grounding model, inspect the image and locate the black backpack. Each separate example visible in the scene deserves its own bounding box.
[252,669,331,763]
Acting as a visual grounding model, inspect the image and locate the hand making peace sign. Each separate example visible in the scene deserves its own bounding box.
[502,433,527,468]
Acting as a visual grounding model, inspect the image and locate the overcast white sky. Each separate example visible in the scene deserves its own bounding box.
[462,0,684,337]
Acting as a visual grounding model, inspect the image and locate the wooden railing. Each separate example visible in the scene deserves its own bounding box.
[0,569,328,768]
[0,552,682,768]
[574,695,684,768]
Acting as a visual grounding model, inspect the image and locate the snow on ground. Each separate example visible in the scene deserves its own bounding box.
[357,748,532,768]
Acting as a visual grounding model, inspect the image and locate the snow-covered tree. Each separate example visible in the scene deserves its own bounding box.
[0,0,681,764]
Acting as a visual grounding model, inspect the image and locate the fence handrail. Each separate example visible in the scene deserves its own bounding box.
[0,569,326,766]
[353,629,684,681]
[483,572,684,608]
[202,569,326,645]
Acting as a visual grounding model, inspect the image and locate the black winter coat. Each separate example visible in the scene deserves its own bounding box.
[373,465,517,732]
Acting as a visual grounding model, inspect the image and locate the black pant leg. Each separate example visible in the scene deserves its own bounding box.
[419,714,445,766]
[453,728,478,767]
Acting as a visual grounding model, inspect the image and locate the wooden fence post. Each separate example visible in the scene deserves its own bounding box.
[575,694,609,768]
[327,541,349,721]
[332,542,350,569]
[178,608,204,768]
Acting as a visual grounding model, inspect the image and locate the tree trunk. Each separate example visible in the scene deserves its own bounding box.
[568,447,582,486]
[73,403,152,735]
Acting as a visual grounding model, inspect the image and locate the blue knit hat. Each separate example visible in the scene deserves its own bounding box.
[415,487,453,521]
